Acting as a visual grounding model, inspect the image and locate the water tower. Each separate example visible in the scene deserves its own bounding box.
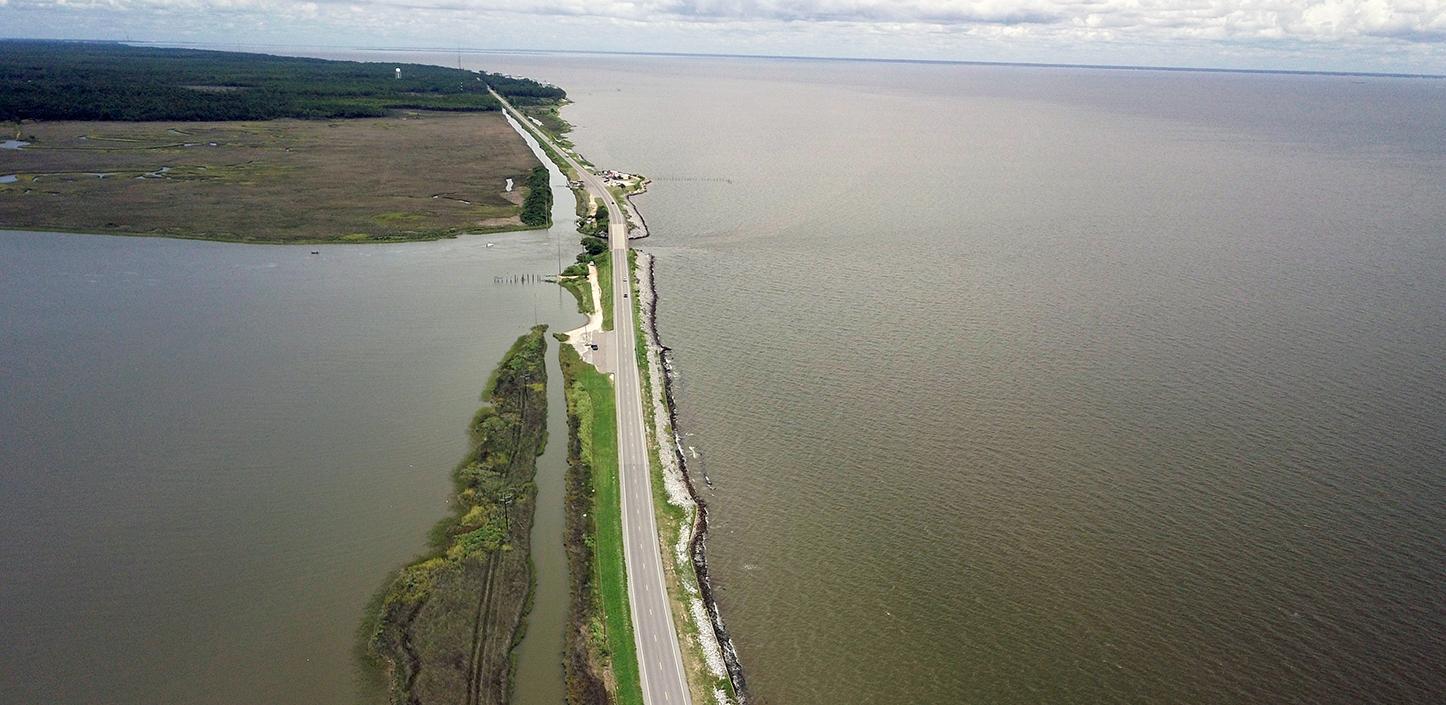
[394,67,401,80]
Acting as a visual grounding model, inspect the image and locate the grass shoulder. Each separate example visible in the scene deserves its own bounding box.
[559,345,644,705]
[520,103,573,138]
[597,251,615,331]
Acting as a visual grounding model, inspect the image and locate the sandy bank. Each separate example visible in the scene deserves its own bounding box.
[561,262,606,367]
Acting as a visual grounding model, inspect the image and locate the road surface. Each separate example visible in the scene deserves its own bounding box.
[494,91,694,705]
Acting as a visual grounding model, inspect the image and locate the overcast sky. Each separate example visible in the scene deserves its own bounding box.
[4,1,1445,74]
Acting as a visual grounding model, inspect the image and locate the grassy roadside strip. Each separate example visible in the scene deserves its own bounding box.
[557,336,609,705]
[520,103,572,138]
[630,251,650,376]
[597,251,615,331]
[508,110,578,182]
[628,252,740,705]
[609,186,640,234]
[518,106,596,173]
[560,344,644,705]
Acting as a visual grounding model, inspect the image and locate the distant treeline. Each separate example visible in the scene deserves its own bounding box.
[0,40,566,122]
[520,166,552,226]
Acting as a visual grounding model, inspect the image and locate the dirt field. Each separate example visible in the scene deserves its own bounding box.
[0,111,542,242]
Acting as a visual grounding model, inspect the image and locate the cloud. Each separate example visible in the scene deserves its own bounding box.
[14,1,1444,44]
[5,0,1446,73]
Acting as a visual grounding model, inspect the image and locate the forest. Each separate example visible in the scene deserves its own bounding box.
[0,40,566,122]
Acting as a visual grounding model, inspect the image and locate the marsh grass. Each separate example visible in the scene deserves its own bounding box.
[0,112,543,242]
[597,252,615,331]
[367,326,550,705]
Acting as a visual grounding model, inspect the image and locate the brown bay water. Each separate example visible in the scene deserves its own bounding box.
[448,54,1446,704]
[0,197,582,702]
[5,46,1444,705]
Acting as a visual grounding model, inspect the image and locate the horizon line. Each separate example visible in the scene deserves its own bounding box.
[7,36,1444,80]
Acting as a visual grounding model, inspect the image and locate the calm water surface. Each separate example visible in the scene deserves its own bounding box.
[8,47,1446,705]
[0,219,581,703]
[456,54,1446,704]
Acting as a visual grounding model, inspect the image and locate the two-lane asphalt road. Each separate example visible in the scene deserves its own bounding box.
[494,91,694,705]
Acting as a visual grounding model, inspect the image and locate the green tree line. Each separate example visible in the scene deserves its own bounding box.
[0,40,566,122]
[520,166,553,226]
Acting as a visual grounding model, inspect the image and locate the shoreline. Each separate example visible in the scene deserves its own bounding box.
[0,221,549,245]
[634,250,750,702]
[621,179,652,241]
